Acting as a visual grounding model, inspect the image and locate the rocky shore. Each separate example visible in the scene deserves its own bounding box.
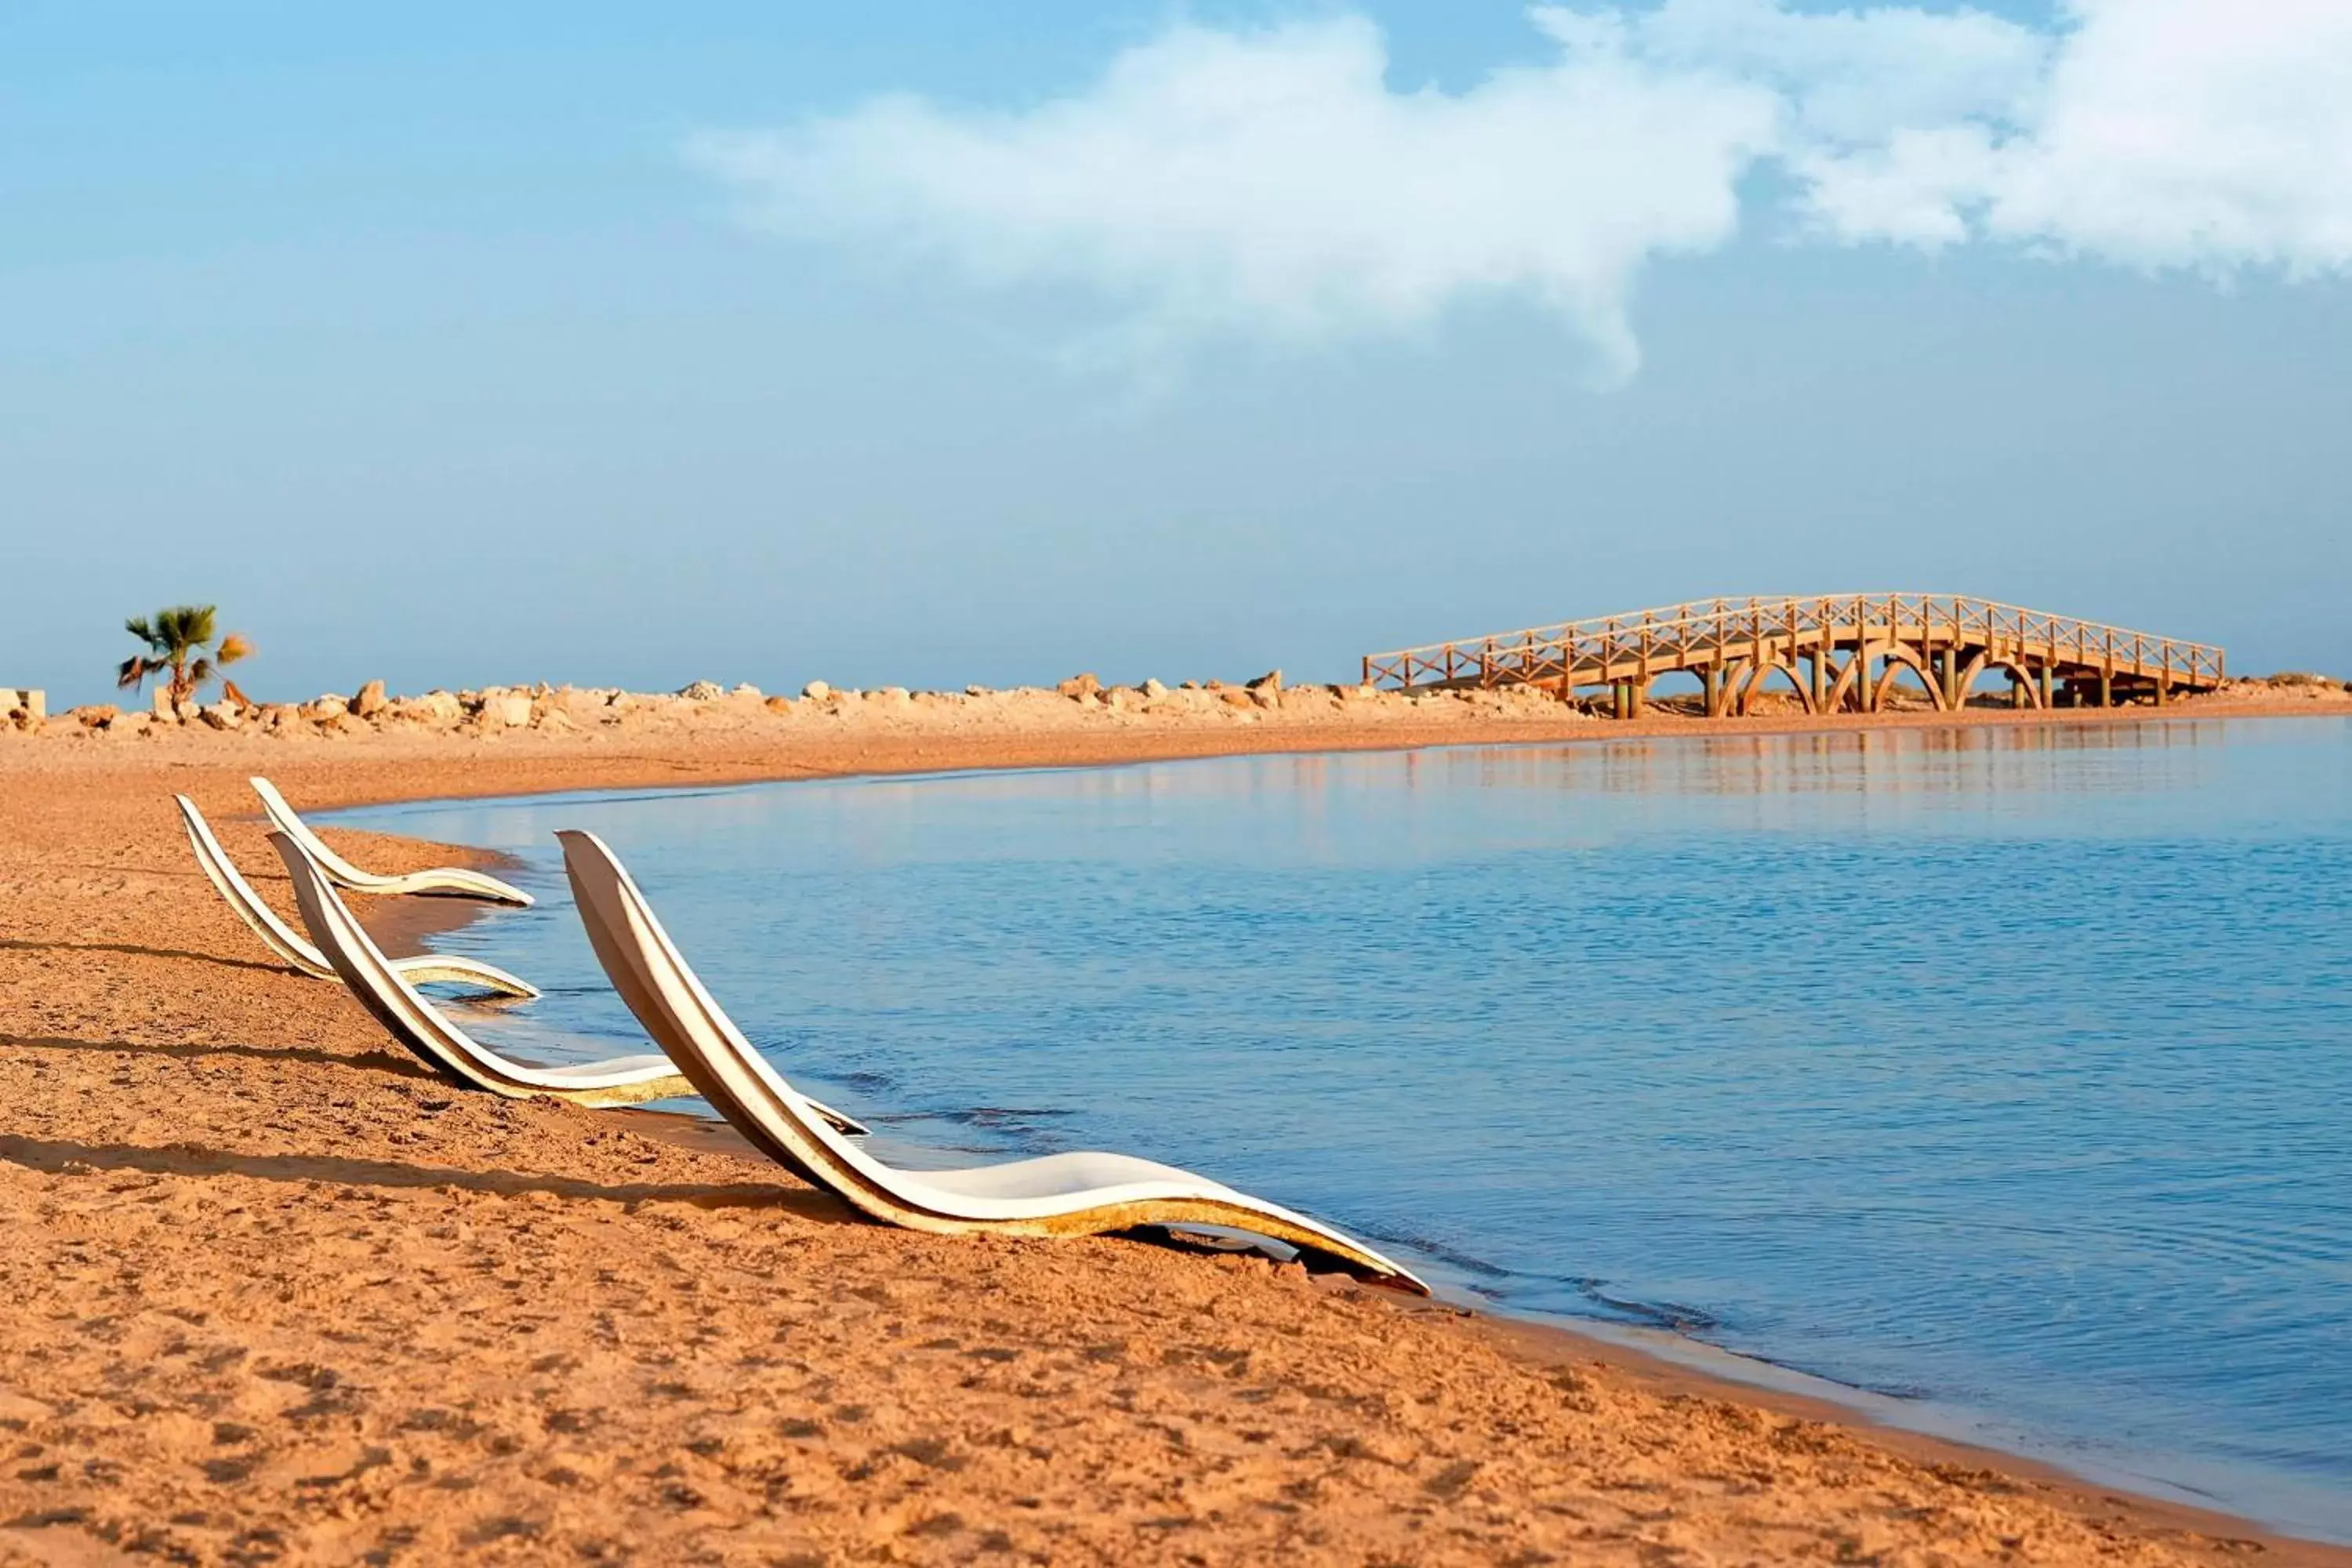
[16,670,1584,743]
[11,666,2350,747]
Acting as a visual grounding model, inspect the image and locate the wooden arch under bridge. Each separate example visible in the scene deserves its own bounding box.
[1361,593,2226,718]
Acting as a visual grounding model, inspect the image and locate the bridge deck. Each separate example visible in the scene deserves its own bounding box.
[1363,593,2223,717]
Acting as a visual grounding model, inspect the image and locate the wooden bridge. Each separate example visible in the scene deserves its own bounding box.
[1362,593,2225,718]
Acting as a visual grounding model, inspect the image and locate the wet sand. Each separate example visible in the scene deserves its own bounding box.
[3,702,2347,1566]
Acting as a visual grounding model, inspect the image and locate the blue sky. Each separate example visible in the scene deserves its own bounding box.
[7,2,2347,706]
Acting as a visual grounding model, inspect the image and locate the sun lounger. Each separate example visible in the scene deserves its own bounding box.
[554,828,1426,1291]
[269,829,866,1131]
[251,775,534,906]
[176,794,538,997]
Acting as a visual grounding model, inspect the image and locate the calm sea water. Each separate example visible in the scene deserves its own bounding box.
[336,718,2352,1540]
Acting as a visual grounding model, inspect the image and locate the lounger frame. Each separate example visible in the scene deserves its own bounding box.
[252,775,534,906]
[557,829,1425,1290]
[177,795,538,997]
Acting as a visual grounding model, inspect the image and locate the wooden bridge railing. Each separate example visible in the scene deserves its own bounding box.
[1362,593,2225,716]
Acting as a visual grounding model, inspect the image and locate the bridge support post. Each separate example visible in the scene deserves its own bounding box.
[2038,665,2054,710]
[2155,673,2168,707]
[1701,666,1721,718]
[2099,670,2112,709]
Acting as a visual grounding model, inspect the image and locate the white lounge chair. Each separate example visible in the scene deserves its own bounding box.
[555,829,1427,1291]
[269,829,866,1131]
[252,775,533,906]
[176,794,539,998]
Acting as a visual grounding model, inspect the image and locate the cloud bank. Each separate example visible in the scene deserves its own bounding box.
[691,1,2352,371]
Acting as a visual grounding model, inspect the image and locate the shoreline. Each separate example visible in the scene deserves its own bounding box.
[4,703,2347,1563]
[349,705,2349,1553]
[598,1102,2340,1560]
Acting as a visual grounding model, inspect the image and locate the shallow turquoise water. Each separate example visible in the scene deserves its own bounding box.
[338,717,2352,1539]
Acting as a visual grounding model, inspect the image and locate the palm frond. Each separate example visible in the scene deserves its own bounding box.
[115,655,151,691]
[187,657,216,688]
[158,605,216,652]
[124,616,158,650]
[216,632,252,666]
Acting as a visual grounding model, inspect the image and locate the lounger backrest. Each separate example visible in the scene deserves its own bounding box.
[556,831,908,1214]
[252,777,376,887]
[267,831,517,1095]
[176,795,328,974]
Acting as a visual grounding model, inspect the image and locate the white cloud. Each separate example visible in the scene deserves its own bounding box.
[689,14,1780,375]
[1785,0,2352,273]
[691,2,2352,375]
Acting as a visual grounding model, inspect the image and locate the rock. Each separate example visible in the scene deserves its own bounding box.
[486,694,532,728]
[879,686,912,708]
[199,702,242,730]
[764,695,796,714]
[1057,673,1102,700]
[261,704,301,728]
[1246,668,1283,695]
[731,683,762,700]
[351,679,388,718]
[2,689,45,723]
[1142,679,1168,699]
[175,697,203,724]
[416,690,463,723]
[678,681,725,702]
[966,684,991,698]
[1220,688,1256,709]
[802,681,832,702]
[151,687,177,721]
[534,706,578,733]
[71,705,119,729]
[307,694,350,720]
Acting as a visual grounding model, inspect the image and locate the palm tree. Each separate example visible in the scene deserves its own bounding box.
[117,606,252,710]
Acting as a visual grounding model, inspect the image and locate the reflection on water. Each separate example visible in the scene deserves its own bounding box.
[340,717,2352,1541]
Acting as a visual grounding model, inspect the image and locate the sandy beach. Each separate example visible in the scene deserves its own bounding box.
[5,693,2349,1566]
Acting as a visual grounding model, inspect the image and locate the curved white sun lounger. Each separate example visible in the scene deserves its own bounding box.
[252,775,533,906]
[176,795,539,998]
[270,829,866,1132]
[555,829,1427,1291]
